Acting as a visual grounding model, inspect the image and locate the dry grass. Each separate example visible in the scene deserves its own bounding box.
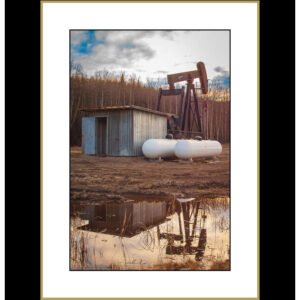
[70,218,89,270]
[152,259,202,270]
[103,259,230,271]
[210,259,230,270]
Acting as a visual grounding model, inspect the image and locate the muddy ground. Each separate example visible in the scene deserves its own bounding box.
[70,144,230,202]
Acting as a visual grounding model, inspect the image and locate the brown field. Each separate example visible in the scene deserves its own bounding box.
[70,144,230,202]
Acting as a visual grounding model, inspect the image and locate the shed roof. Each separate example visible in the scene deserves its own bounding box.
[80,105,174,117]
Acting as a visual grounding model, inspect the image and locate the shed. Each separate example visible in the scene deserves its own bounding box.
[81,105,170,156]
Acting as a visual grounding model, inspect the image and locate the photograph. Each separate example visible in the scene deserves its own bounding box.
[69,30,230,271]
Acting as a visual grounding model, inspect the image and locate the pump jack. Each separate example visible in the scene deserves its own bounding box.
[156,61,208,138]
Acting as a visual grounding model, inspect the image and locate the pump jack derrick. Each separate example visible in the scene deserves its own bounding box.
[156,61,208,138]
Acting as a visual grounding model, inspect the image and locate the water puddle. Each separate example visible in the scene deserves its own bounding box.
[70,197,230,270]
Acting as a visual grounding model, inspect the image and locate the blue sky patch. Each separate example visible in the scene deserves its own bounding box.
[71,30,105,57]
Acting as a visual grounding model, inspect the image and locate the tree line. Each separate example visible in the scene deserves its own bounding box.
[70,72,230,146]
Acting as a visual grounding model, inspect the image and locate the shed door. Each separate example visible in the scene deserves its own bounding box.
[82,117,96,155]
[97,117,107,155]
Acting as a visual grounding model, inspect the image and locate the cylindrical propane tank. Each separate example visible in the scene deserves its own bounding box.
[142,139,177,159]
[174,140,222,159]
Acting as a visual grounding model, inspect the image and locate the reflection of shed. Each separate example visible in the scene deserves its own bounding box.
[80,201,167,237]
[81,105,169,156]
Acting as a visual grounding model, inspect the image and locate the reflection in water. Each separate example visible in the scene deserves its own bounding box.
[77,201,168,237]
[70,197,230,270]
[161,201,208,261]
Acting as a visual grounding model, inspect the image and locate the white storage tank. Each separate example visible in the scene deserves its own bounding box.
[174,140,222,159]
[142,139,177,159]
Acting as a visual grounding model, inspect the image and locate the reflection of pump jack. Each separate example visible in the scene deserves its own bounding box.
[195,212,207,261]
[158,201,208,261]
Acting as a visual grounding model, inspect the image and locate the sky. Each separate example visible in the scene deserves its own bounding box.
[70,30,230,87]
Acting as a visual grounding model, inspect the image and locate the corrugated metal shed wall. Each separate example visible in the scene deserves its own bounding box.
[82,117,96,154]
[82,109,167,156]
[107,110,133,156]
[84,110,134,156]
[133,111,167,155]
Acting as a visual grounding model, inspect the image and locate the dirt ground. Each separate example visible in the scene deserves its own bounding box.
[70,144,230,202]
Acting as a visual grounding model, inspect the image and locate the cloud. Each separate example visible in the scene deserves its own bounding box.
[74,41,155,74]
[211,66,230,88]
[159,30,176,40]
[94,30,175,42]
[70,31,88,46]
[70,31,177,75]
[214,66,229,76]
[94,31,153,44]
[155,70,168,74]
[70,31,229,82]
[173,61,197,67]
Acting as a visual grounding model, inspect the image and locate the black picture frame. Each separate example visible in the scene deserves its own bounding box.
[259,0,295,299]
[5,0,40,299]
